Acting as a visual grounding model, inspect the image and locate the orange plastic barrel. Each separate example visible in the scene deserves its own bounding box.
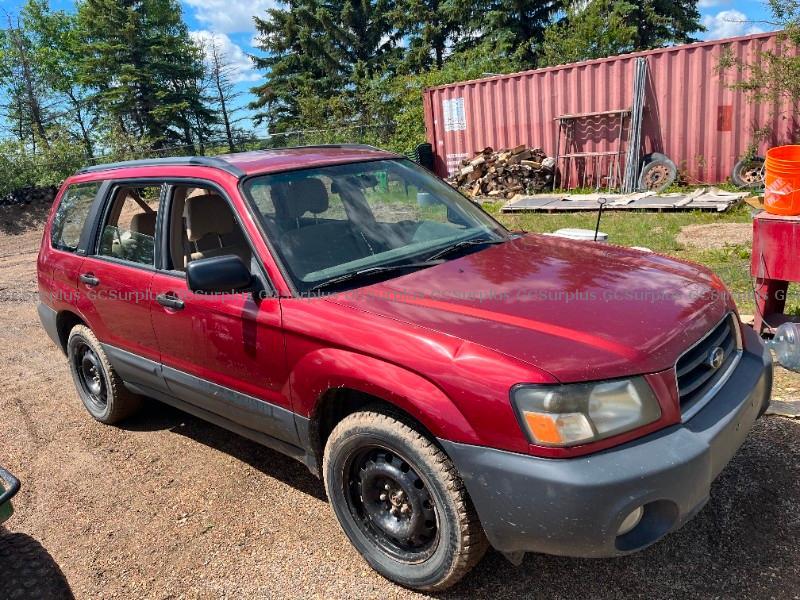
[765,145,800,216]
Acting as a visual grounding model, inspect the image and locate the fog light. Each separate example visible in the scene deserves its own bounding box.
[617,506,644,536]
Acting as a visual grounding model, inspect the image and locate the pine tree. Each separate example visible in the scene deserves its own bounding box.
[541,0,702,67]
[460,0,564,66]
[77,0,213,150]
[250,0,343,133]
[400,0,466,71]
[250,0,402,133]
[628,0,701,50]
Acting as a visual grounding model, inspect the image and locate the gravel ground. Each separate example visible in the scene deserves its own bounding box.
[1,207,799,599]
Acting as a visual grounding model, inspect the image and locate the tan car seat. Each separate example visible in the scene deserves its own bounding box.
[184,193,250,265]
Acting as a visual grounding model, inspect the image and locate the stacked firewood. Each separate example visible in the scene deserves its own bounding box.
[448,145,555,199]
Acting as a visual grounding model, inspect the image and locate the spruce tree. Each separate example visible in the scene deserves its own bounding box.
[541,0,702,67]
[250,0,343,133]
[77,0,213,150]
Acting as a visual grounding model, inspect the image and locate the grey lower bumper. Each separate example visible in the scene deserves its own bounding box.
[441,336,772,558]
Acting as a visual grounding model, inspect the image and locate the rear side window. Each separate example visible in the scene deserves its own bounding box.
[97,185,162,267]
[50,182,101,252]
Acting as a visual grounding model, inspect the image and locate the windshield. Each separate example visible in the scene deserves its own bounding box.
[243,159,509,292]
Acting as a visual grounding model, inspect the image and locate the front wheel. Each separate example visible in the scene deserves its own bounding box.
[323,410,488,591]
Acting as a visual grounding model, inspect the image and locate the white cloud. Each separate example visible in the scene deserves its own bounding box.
[190,30,261,83]
[183,0,274,35]
[701,9,764,40]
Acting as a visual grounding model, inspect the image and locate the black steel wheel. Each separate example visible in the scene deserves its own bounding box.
[732,156,765,189]
[345,446,439,563]
[323,410,488,591]
[74,343,107,412]
[67,325,141,424]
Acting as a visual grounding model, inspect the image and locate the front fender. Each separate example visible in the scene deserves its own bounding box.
[288,347,481,445]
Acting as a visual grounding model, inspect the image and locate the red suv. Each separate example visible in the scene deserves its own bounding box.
[37,145,772,590]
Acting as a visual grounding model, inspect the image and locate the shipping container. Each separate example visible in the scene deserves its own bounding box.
[423,32,797,187]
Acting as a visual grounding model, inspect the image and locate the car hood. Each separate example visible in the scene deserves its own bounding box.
[329,234,732,382]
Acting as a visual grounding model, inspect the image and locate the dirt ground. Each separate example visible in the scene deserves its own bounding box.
[676,223,753,250]
[1,206,799,599]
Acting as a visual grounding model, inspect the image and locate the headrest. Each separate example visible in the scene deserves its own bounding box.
[185,193,234,241]
[286,178,329,219]
[129,212,157,237]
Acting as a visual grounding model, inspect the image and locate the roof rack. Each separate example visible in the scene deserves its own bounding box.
[77,145,389,178]
[78,156,245,178]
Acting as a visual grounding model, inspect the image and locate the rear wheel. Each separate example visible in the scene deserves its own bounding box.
[67,325,141,424]
[323,410,488,591]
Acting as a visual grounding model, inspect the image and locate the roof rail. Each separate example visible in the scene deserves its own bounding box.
[78,156,245,178]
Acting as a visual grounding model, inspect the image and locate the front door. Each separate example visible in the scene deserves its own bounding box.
[150,183,294,444]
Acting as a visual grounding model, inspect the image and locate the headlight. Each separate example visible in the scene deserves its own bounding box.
[511,377,661,447]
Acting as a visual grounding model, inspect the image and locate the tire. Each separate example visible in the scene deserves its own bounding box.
[732,156,765,189]
[0,531,74,599]
[323,410,488,591]
[67,325,141,424]
[643,152,668,164]
[638,155,677,192]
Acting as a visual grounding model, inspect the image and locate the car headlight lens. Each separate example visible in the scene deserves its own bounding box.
[512,377,661,447]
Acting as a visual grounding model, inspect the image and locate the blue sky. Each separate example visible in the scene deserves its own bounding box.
[0,0,781,132]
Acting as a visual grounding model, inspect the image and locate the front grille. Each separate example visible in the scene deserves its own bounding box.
[675,314,741,416]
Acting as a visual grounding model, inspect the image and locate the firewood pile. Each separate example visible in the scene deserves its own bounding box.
[448,145,556,199]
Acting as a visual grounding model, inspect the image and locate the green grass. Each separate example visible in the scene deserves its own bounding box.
[484,202,797,315]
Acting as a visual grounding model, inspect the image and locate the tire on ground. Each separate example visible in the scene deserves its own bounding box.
[67,324,141,424]
[638,154,677,192]
[323,409,488,591]
[731,156,765,189]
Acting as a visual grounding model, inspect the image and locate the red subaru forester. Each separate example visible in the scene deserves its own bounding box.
[37,145,772,590]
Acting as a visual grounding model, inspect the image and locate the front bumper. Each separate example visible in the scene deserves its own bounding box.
[441,330,773,558]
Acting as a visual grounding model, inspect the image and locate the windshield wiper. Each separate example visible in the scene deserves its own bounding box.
[424,237,507,262]
[308,261,444,294]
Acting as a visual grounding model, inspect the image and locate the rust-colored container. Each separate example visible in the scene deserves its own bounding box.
[423,32,797,185]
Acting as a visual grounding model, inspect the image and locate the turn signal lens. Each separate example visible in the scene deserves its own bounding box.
[512,378,660,447]
[523,412,594,446]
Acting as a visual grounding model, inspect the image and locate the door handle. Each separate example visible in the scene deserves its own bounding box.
[79,273,100,287]
[156,293,185,310]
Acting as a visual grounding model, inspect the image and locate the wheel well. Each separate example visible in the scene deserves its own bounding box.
[310,388,438,473]
[56,311,85,353]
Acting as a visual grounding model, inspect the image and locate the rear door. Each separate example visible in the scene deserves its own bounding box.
[77,182,164,391]
[42,181,103,315]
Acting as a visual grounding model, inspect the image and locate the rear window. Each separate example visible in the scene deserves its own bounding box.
[50,182,101,252]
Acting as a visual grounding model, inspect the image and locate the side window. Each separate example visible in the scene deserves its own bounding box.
[97,185,162,266]
[50,182,101,252]
[167,186,252,272]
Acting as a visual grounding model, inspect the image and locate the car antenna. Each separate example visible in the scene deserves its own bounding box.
[594,198,607,241]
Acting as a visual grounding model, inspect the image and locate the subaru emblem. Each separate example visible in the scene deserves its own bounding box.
[706,346,725,370]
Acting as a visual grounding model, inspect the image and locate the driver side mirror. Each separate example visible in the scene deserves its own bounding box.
[186,255,253,294]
